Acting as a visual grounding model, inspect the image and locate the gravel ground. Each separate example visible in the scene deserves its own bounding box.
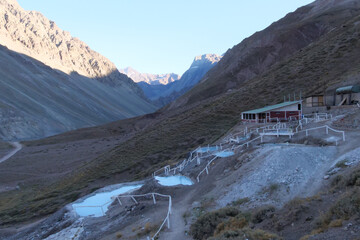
[215,145,338,207]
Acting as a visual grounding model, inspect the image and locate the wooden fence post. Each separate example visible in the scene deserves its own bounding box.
[152,194,156,204]
[117,197,122,206]
[131,196,138,204]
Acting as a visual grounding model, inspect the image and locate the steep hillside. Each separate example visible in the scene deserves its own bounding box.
[119,67,180,85]
[0,0,156,140]
[2,5,360,227]
[171,0,360,108]
[139,54,222,106]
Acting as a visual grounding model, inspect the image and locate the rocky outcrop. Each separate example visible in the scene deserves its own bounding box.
[120,67,180,85]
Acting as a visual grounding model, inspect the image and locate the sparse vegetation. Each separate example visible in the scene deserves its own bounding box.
[209,228,281,240]
[231,197,250,206]
[190,207,241,240]
[328,219,343,228]
[251,205,275,224]
[335,159,348,168]
[190,205,282,240]
[136,222,159,238]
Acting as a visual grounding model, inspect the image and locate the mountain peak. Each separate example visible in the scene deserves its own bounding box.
[190,54,222,69]
[119,67,180,85]
[194,54,222,64]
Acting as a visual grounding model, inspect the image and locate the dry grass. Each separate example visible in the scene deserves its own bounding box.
[335,159,348,168]
[136,222,159,238]
[251,206,275,224]
[231,197,250,206]
[209,228,281,240]
[328,219,343,228]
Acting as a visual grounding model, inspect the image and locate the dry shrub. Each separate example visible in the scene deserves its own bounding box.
[328,219,343,228]
[214,215,249,236]
[251,205,275,224]
[136,222,159,237]
[209,227,281,240]
[231,197,250,206]
[190,207,241,240]
[314,189,360,232]
[329,189,360,220]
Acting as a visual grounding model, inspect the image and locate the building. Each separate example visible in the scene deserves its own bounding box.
[241,100,302,123]
[323,84,360,106]
[334,85,360,105]
[305,95,325,107]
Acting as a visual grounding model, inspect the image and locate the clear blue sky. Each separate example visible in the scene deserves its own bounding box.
[18,0,314,75]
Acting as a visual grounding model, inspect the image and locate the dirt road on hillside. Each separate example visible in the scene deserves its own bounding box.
[0,142,22,163]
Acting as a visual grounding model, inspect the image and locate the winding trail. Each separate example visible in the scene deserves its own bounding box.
[0,142,22,163]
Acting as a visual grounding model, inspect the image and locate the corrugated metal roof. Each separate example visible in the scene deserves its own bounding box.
[242,101,301,114]
[336,85,360,94]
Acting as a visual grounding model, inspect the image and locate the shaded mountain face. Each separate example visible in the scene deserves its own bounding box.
[0,0,156,140]
[119,67,180,85]
[138,54,222,106]
[170,0,360,109]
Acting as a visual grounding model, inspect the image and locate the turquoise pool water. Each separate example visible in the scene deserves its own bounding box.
[155,175,193,186]
[196,146,219,153]
[72,184,143,217]
[215,151,235,158]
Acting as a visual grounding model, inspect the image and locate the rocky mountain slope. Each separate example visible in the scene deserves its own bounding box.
[2,0,360,239]
[0,0,156,140]
[139,54,222,106]
[119,66,180,85]
[170,0,360,109]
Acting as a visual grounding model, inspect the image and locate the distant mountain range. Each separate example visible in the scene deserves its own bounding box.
[129,54,222,106]
[119,67,180,85]
[0,0,156,140]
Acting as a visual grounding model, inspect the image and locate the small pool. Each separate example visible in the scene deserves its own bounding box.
[215,151,235,158]
[196,146,219,153]
[155,175,193,186]
[325,136,341,142]
[72,184,143,217]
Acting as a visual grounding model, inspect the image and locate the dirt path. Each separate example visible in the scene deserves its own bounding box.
[0,142,22,163]
[159,190,194,240]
